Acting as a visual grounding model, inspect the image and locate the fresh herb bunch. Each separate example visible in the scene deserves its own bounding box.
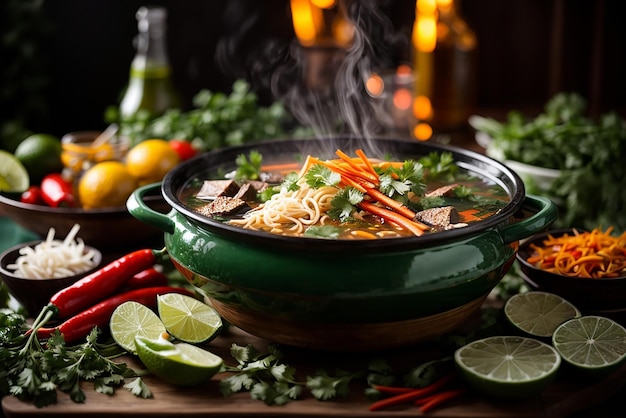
[106,79,308,149]
[469,92,626,233]
[0,312,150,407]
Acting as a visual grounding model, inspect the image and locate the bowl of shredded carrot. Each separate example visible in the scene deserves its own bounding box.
[516,227,626,312]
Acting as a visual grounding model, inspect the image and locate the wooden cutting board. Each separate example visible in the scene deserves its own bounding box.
[3,325,626,418]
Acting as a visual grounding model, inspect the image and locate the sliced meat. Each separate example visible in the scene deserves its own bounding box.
[233,183,257,201]
[247,180,270,192]
[196,180,240,200]
[425,184,460,198]
[259,172,284,184]
[195,196,249,217]
[414,206,459,228]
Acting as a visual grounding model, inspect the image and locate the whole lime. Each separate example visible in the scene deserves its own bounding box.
[14,134,63,184]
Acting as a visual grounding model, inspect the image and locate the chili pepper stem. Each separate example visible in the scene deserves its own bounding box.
[20,308,55,356]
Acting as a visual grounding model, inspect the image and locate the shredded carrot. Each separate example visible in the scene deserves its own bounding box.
[365,188,417,220]
[260,162,302,173]
[333,150,379,185]
[355,148,379,177]
[525,227,626,278]
[350,230,377,239]
[458,208,482,222]
[340,175,368,193]
[359,202,426,236]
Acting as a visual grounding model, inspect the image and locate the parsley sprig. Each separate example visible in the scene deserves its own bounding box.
[0,312,150,407]
[219,343,393,405]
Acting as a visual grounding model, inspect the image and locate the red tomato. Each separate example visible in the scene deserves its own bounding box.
[169,140,197,161]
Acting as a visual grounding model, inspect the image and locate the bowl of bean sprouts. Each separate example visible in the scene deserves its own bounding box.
[0,224,102,316]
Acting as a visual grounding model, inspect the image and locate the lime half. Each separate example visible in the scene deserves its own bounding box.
[109,301,167,354]
[552,316,626,378]
[135,335,223,386]
[0,150,29,192]
[454,336,561,400]
[157,293,222,343]
[504,291,581,338]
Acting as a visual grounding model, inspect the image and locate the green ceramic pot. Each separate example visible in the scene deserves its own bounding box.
[128,137,557,350]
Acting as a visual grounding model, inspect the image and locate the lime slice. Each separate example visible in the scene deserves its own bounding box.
[135,335,223,386]
[504,291,581,338]
[552,316,626,378]
[0,150,29,192]
[157,293,222,343]
[454,336,561,400]
[109,301,167,354]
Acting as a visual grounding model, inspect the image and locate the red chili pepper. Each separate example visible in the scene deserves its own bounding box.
[120,267,169,291]
[416,388,467,413]
[36,248,165,326]
[35,286,193,343]
[371,385,415,395]
[20,185,44,205]
[368,373,456,411]
[40,173,76,207]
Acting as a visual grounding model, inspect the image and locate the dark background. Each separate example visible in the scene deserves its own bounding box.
[2,0,625,138]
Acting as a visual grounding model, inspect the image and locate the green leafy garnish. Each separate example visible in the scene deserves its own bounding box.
[235,150,263,181]
[328,187,364,222]
[106,79,311,149]
[280,172,301,193]
[259,186,280,202]
[304,225,342,239]
[470,92,626,232]
[0,313,150,407]
[304,164,341,189]
[418,152,458,181]
[378,159,425,201]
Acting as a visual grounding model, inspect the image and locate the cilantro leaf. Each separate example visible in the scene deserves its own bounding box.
[123,378,152,399]
[304,225,341,239]
[280,172,301,193]
[306,369,355,400]
[304,164,341,189]
[328,187,363,221]
[235,151,263,181]
[378,160,425,204]
[419,152,458,181]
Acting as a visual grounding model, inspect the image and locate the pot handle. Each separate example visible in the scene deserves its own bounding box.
[498,194,558,244]
[126,183,175,235]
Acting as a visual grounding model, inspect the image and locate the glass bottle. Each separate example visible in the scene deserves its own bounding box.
[119,6,181,120]
[412,0,477,131]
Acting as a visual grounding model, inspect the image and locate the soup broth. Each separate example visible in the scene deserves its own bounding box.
[180,149,509,240]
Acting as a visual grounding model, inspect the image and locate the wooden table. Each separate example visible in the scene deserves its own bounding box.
[4,323,626,418]
[3,124,626,417]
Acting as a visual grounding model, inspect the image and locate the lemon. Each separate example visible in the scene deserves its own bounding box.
[552,316,626,378]
[109,301,167,354]
[14,133,63,184]
[454,336,561,400]
[0,150,30,192]
[78,161,138,209]
[504,291,581,338]
[135,335,223,386]
[125,139,180,185]
[157,293,222,344]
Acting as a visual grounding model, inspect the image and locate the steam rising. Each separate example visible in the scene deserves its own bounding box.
[216,0,410,142]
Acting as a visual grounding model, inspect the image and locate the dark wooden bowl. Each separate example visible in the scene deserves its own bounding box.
[517,228,626,315]
[0,240,102,316]
[0,187,170,252]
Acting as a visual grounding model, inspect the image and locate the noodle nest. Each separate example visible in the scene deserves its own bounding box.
[7,224,99,279]
[229,181,337,235]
